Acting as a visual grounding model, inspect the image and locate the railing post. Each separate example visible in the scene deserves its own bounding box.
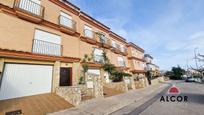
[14,0,44,18]
[61,45,63,56]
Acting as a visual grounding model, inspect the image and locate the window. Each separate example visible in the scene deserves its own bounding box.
[99,33,106,43]
[60,11,72,28]
[132,49,137,57]
[32,29,61,56]
[118,57,126,67]
[112,41,116,48]
[137,61,140,67]
[93,48,104,63]
[142,63,145,68]
[19,0,41,15]
[133,60,137,69]
[84,25,93,38]
[120,45,125,52]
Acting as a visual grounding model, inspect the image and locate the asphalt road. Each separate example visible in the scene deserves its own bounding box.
[129,81,204,115]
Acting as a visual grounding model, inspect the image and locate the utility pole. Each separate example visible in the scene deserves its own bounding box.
[194,48,198,70]
[186,59,189,77]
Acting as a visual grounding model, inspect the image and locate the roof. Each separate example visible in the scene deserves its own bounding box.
[109,31,127,43]
[80,11,110,30]
[144,54,153,59]
[61,0,80,10]
[127,42,144,52]
[61,0,127,44]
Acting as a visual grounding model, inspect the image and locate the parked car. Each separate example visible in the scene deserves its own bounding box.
[185,77,195,82]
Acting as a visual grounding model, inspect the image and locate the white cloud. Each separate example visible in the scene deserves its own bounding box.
[70,0,204,70]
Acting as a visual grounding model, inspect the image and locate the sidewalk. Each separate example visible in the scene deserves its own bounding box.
[48,82,171,115]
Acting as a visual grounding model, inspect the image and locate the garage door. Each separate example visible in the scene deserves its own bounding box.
[87,69,100,75]
[0,64,53,100]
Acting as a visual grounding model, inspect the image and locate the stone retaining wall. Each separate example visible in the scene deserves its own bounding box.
[124,77,135,90]
[79,85,94,97]
[104,82,128,92]
[134,81,144,89]
[56,86,81,106]
[134,77,149,89]
[151,76,164,85]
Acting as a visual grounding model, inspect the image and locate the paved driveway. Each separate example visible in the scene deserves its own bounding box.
[0,93,73,115]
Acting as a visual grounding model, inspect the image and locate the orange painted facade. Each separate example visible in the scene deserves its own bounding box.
[0,0,146,78]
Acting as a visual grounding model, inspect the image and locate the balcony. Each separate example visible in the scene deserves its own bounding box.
[94,55,104,64]
[118,61,126,67]
[59,15,77,35]
[111,44,120,54]
[32,39,63,56]
[14,0,45,23]
[81,29,97,44]
[121,48,128,56]
[99,36,111,49]
[111,47,120,54]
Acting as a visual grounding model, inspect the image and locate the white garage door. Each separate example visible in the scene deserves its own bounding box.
[87,69,100,75]
[0,64,53,100]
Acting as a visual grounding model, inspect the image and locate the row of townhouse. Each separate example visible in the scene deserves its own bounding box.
[144,54,160,77]
[0,0,154,105]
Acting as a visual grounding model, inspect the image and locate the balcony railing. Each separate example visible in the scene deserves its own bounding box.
[32,39,63,56]
[94,55,104,64]
[59,15,76,31]
[116,44,121,49]
[84,29,95,39]
[121,47,128,56]
[118,61,126,67]
[100,36,111,44]
[14,0,45,18]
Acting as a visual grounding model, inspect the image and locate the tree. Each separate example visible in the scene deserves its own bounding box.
[112,71,132,82]
[102,51,109,64]
[79,54,92,84]
[164,71,174,77]
[102,63,115,75]
[170,66,185,80]
[102,51,116,80]
[101,51,131,82]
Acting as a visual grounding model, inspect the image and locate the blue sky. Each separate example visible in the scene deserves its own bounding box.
[69,0,204,70]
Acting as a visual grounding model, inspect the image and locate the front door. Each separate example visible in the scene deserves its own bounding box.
[60,67,72,86]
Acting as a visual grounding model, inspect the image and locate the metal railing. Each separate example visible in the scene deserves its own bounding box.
[116,44,121,49]
[118,61,126,67]
[94,55,104,64]
[14,0,45,18]
[121,47,128,53]
[59,15,76,31]
[32,39,63,56]
[112,43,117,48]
[99,36,111,45]
[84,29,95,39]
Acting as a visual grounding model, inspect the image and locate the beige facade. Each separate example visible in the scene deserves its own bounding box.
[144,54,160,77]
[127,43,146,79]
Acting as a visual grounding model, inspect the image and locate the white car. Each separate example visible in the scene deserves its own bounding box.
[185,77,195,82]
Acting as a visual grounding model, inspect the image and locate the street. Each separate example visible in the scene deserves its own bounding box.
[48,80,204,115]
[129,81,204,115]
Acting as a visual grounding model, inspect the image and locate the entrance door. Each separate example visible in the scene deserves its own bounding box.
[60,67,72,86]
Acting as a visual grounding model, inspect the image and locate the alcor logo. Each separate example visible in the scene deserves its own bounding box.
[168,85,180,94]
[160,85,188,102]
